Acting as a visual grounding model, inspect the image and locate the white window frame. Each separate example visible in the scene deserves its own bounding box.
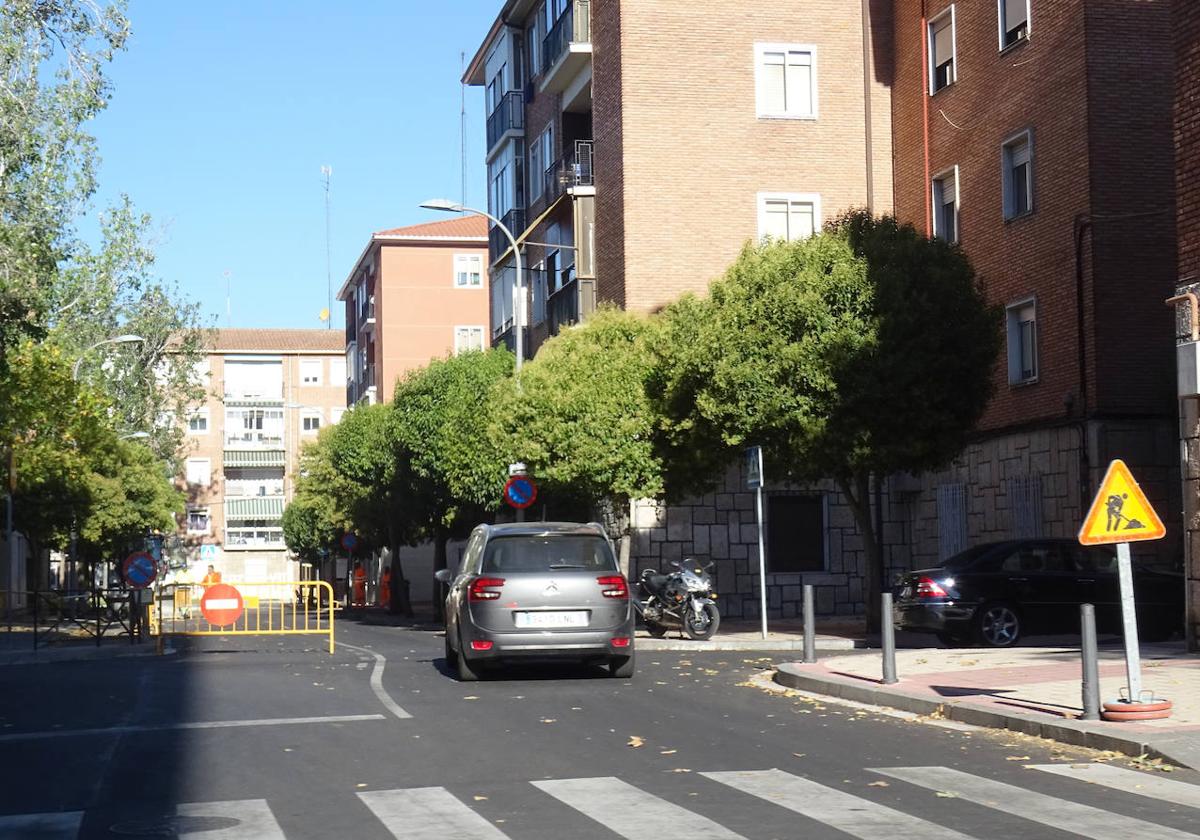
[931,165,960,243]
[1002,129,1034,220]
[927,6,957,95]
[997,0,1031,50]
[187,407,210,435]
[756,192,822,242]
[754,43,818,120]
[454,325,486,355]
[329,356,346,385]
[301,410,322,435]
[1006,297,1038,385]
[185,458,211,488]
[186,506,210,535]
[453,253,484,288]
[300,359,322,386]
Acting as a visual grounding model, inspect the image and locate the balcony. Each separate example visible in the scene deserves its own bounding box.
[345,315,357,343]
[223,449,286,469]
[489,207,525,264]
[224,526,285,550]
[541,0,591,94]
[359,296,375,329]
[224,431,284,449]
[547,275,580,336]
[544,140,594,204]
[226,496,285,520]
[492,324,530,361]
[486,90,524,154]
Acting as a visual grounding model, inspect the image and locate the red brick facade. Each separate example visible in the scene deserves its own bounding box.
[1180,0,1200,282]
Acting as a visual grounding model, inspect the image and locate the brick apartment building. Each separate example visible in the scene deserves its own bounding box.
[174,329,346,582]
[464,1,1182,620]
[1175,0,1199,648]
[338,216,490,405]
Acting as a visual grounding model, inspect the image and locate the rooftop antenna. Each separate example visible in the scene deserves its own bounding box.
[321,165,333,329]
[460,50,467,212]
[223,270,232,327]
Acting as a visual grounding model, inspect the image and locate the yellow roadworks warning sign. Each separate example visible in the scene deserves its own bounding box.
[1078,459,1165,545]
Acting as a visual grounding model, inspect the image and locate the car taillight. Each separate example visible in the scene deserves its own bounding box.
[611,636,631,648]
[598,575,629,599]
[470,640,493,651]
[916,576,948,598]
[468,577,505,601]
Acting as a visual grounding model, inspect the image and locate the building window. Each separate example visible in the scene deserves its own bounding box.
[454,254,484,287]
[999,0,1030,49]
[1006,298,1038,384]
[1002,131,1033,219]
[300,359,322,386]
[936,483,967,560]
[330,356,346,385]
[754,44,817,119]
[928,7,956,94]
[767,495,826,573]
[454,326,486,354]
[530,125,552,201]
[531,261,547,326]
[757,193,821,242]
[932,167,959,243]
[301,412,321,434]
[185,458,211,487]
[186,507,210,534]
[187,408,209,434]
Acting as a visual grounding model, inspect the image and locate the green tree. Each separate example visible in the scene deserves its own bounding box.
[654,211,1001,630]
[392,348,513,615]
[283,431,352,567]
[492,308,664,517]
[77,438,182,564]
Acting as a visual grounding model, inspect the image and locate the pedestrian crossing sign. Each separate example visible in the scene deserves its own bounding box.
[1078,459,1165,545]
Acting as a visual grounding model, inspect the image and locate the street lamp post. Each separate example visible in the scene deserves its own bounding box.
[420,199,524,372]
[72,334,146,381]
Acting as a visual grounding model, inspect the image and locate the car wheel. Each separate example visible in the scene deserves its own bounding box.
[610,651,635,678]
[456,630,481,682]
[444,630,458,668]
[975,602,1021,647]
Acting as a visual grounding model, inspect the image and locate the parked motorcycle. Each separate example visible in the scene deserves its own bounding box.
[634,558,721,640]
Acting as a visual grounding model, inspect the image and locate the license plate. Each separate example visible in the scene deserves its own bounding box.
[514,611,589,629]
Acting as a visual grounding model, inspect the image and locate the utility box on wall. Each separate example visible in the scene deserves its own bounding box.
[1178,341,1200,397]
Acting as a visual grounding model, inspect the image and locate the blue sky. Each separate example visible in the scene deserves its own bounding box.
[89,1,498,330]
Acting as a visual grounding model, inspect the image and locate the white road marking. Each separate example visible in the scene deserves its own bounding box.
[0,714,385,742]
[336,641,412,719]
[533,776,747,839]
[358,787,511,839]
[873,766,1198,839]
[175,799,285,839]
[1030,763,1200,810]
[703,769,971,839]
[0,811,82,838]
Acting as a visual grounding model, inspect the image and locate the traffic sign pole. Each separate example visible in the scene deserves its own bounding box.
[1116,541,1143,702]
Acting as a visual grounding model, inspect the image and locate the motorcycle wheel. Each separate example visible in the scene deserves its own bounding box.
[683,603,720,641]
[645,621,668,638]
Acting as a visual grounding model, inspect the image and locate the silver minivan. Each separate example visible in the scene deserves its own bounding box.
[435,522,635,681]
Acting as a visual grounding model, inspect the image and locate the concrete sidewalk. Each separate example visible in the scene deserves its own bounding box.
[776,641,1200,770]
[0,631,160,665]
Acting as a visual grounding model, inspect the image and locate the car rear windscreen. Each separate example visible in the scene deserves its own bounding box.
[481,535,618,574]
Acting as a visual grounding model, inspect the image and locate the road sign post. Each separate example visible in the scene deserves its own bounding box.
[1078,459,1166,707]
[747,446,768,641]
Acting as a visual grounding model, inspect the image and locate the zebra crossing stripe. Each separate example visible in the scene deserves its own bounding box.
[1029,763,1200,810]
[533,777,747,839]
[174,799,286,839]
[0,810,82,839]
[872,766,1198,840]
[701,769,972,839]
[358,787,512,839]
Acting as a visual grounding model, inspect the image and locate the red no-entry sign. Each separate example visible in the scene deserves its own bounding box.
[200,583,244,627]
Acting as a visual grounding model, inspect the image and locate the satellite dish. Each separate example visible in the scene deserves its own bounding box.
[318,308,330,322]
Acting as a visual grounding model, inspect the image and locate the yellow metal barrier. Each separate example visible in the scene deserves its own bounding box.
[154,581,335,654]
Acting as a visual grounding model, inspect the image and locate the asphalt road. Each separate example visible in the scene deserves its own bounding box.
[1,619,1198,839]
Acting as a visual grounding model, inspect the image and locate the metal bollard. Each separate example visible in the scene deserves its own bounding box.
[802,584,816,664]
[1080,603,1101,721]
[881,592,898,685]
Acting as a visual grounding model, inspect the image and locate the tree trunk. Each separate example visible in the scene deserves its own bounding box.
[838,472,884,634]
[432,527,449,624]
[386,521,412,618]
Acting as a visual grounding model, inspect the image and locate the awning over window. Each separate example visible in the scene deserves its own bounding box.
[225,496,285,519]
[223,449,286,468]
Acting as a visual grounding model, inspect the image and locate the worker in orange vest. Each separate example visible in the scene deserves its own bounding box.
[352,561,366,607]
[201,565,222,588]
[379,567,392,609]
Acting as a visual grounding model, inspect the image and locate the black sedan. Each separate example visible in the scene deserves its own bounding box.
[893,538,1184,647]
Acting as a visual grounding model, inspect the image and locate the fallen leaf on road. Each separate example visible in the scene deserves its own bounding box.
[283,748,293,753]
[958,660,978,666]
[935,791,957,798]
[660,749,677,755]
[793,753,806,758]
[868,781,890,787]
[356,784,367,789]
[463,696,479,701]
[474,796,488,801]
[541,719,557,724]
[671,768,692,773]
[1005,756,1031,761]
[628,736,645,747]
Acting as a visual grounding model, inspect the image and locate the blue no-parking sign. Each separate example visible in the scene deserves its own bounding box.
[122,551,157,589]
[503,475,538,509]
